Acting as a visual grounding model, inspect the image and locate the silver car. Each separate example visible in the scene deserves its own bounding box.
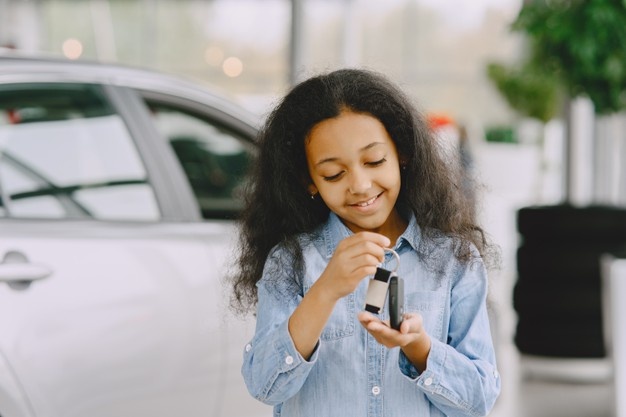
[0,53,271,417]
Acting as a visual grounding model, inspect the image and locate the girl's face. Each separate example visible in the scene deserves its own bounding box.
[305,110,405,240]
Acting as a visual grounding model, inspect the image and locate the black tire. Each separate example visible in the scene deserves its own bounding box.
[515,315,605,358]
[513,280,601,316]
[517,204,626,243]
[517,242,626,281]
[514,205,626,358]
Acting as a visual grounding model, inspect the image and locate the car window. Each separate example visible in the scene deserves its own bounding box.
[0,83,161,220]
[145,102,253,220]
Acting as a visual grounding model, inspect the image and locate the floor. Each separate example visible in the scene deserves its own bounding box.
[488,341,614,417]
[485,267,615,417]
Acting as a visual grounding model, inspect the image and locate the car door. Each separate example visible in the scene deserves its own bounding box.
[132,89,273,417]
[0,79,265,417]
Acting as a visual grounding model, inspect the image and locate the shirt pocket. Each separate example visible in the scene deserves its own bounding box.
[303,284,356,341]
[405,290,444,339]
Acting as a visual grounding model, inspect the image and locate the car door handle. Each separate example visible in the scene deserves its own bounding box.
[0,250,52,289]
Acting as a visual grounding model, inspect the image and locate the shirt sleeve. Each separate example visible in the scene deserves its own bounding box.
[241,247,320,406]
[398,255,501,417]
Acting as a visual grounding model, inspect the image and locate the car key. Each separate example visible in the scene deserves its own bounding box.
[364,267,394,314]
[389,275,404,330]
[364,249,403,330]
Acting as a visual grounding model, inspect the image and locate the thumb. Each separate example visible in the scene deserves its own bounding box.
[399,313,422,334]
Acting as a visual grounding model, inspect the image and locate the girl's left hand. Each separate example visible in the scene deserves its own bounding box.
[358,311,431,370]
[357,311,423,348]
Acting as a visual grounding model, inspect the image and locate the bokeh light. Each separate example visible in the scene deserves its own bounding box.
[222,56,243,77]
[62,38,83,59]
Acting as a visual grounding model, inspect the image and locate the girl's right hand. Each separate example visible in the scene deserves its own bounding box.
[317,231,391,301]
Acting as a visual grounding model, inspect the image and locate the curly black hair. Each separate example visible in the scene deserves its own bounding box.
[229,68,495,315]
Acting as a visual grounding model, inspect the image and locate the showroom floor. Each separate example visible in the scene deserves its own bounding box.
[488,340,614,417]
[486,270,615,417]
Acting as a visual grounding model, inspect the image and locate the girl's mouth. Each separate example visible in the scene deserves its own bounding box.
[351,192,382,207]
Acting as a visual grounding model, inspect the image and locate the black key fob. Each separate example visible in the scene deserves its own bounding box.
[389,275,404,330]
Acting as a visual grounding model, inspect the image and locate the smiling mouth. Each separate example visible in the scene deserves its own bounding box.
[351,193,381,207]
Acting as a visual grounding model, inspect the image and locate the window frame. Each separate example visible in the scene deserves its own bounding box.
[134,89,258,221]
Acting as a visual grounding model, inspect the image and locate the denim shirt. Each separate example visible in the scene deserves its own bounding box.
[242,213,500,417]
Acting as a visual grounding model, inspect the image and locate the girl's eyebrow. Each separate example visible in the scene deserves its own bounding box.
[314,142,385,167]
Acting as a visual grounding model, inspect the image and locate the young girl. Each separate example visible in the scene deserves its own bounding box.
[231,69,500,417]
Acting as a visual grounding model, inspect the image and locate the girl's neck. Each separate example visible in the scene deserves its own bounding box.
[382,210,408,246]
[341,209,408,247]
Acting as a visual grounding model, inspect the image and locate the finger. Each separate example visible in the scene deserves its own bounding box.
[400,319,412,335]
[358,312,388,331]
[360,314,389,332]
[350,253,384,274]
[357,231,391,248]
[367,321,389,333]
[399,313,423,334]
[347,232,391,250]
[358,311,377,324]
[346,239,387,260]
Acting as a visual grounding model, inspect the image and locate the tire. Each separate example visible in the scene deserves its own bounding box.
[514,205,626,358]
[517,204,626,243]
[513,280,601,316]
[515,315,605,358]
[517,242,626,281]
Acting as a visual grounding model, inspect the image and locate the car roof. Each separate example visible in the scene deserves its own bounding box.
[0,50,261,131]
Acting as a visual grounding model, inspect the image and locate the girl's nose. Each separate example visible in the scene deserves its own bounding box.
[348,170,372,194]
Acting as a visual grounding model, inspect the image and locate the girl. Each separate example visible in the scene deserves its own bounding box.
[231,69,500,417]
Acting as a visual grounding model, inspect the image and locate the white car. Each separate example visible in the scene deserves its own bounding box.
[0,53,271,417]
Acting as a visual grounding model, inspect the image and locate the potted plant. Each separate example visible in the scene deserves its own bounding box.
[488,0,626,367]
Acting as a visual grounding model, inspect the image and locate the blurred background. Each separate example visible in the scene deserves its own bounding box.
[0,0,525,126]
[2,0,626,416]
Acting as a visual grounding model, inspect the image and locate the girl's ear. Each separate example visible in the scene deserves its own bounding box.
[307,184,318,197]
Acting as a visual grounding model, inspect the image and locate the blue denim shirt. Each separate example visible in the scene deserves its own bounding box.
[242,213,500,417]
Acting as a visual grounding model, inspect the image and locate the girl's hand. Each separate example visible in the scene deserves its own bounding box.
[317,232,390,301]
[358,311,431,371]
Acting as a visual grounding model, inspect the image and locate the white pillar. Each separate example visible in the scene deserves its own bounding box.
[602,256,626,417]
[4,0,42,52]
[289,0,305,85]
[594,112,626,206]
[90,0,118,61]
[568,97,595,206]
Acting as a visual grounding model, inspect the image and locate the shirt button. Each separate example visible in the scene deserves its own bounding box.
[424,377,433,386]
[245,344,252,352]
[285,355,294,365]
[371,386,380,395]
[493,369,499,379]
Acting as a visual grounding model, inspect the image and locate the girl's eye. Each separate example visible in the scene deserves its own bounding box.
[323,172,344,182]
[367,158,387,167]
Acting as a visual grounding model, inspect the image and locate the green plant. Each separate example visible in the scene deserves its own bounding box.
[513,0,626,115]
[487,61,562,123]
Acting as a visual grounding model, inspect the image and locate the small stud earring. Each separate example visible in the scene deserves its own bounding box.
[310,193,316,200]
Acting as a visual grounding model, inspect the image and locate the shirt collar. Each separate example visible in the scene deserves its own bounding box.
[321,212,421,258]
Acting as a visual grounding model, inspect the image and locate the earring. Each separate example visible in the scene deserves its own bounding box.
[310,193,316,200]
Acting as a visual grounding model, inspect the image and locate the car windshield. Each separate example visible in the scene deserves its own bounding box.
[0,83,160,220]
